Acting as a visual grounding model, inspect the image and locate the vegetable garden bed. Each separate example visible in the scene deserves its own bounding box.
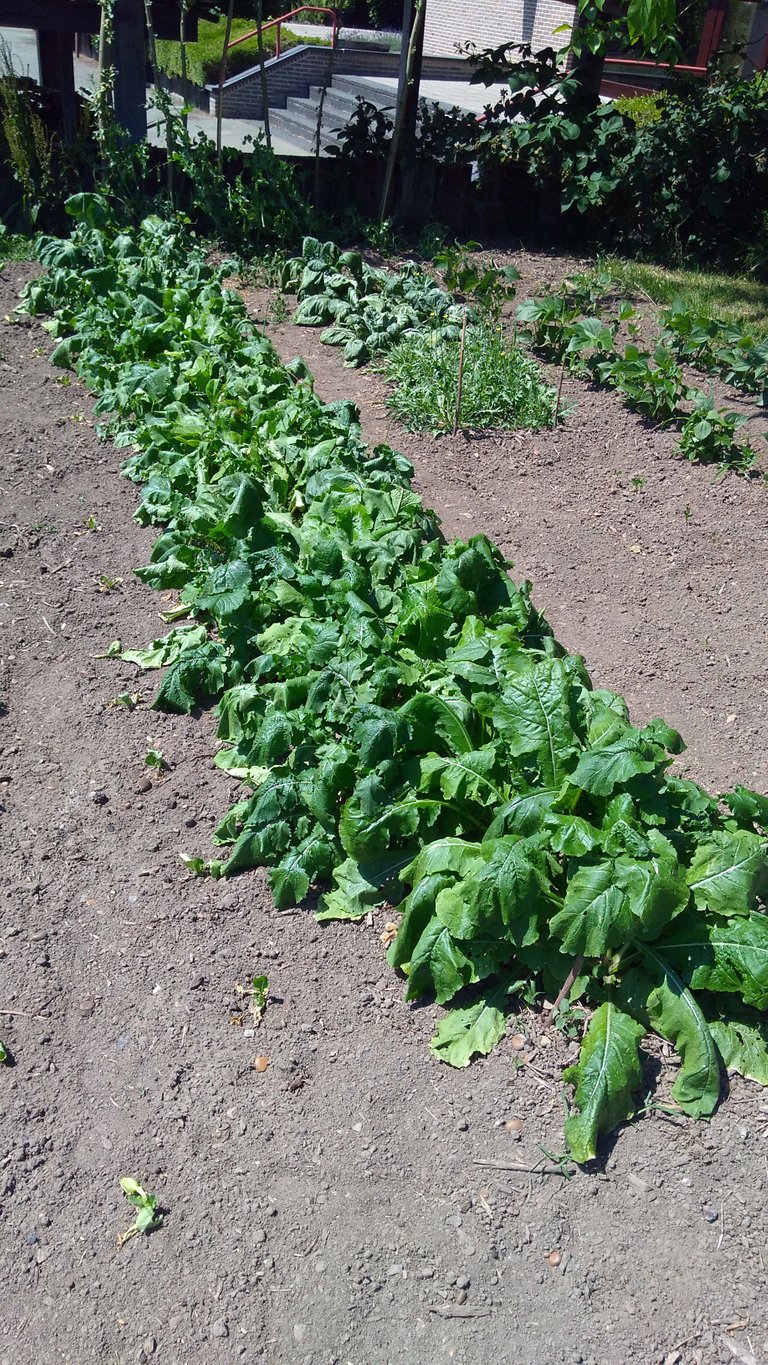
[1,227,768,1365]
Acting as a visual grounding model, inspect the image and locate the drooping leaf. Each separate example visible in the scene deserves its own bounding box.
[152,642,230,714]
[707,1011,768,1084]
[621,948,721,1118]
[269,828,336,909]
[405,918,475,1004]
[119,623,207,669]
[722,785,768,833]
[429,978,524,1067]
[317,850,415,921]
[653,911,768,1011]
[686,830,768,916]
[563,1002,645,1163]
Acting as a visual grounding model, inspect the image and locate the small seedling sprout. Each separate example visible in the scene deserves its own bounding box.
[118,1177,162,1247]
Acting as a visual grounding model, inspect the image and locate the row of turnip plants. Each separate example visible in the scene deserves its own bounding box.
[24,195,768,1164]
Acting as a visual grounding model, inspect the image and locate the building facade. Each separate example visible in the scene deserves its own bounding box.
[423,0,574,58]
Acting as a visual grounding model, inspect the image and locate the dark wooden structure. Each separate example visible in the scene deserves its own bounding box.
[0,0,220,140]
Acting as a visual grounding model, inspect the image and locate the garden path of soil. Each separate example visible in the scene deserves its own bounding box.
[1,254,767,1365]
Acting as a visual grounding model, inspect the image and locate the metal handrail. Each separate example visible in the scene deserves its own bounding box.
[226,7,339,62]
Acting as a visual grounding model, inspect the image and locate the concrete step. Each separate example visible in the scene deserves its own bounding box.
[268,106,339,152]
[306,84,364,118]
[330,73,398,107]
[289,89,360,130]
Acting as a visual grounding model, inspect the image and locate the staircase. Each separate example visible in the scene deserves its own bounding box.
[268,74,399,154]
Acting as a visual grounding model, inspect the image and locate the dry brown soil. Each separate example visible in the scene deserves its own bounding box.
[1,252,767,1365]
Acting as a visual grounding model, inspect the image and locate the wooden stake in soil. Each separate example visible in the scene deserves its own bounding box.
[452,309,468,436]
[554,358,566,425]
[256,0,272,152]
[216,0,236,167]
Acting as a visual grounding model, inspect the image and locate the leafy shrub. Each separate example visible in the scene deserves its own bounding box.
[471,42,768,273]
[384,324,556,433]
[329,95,480,164]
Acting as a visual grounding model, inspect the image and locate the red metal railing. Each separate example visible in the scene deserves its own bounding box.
[226,7,339,62]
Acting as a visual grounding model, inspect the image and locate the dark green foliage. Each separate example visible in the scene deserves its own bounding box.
[470,41,768,274]
[26,198,768,1163]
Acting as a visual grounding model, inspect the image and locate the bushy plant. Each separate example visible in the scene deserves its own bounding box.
[469,39,768,274]
[384,323,556,434]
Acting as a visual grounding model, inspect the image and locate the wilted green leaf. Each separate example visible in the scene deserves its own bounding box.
[563,1002,645,1163]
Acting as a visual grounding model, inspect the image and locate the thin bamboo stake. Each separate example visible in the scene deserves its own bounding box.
[380,0,425,224]
[554,358,566,424]
[217,0,235,167]
[179,0,189,131]
[256,0,272,152]
[143,0,173,198]
[314,18,340,203]
[452,308,468,435]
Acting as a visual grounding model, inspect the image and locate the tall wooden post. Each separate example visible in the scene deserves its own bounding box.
[37,29,77,140]
[112,0,147,142]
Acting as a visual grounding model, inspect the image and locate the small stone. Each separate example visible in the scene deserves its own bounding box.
[79,997,96,1017]
[142,1339,157,1357]
[35,954,50,968]
[211,1320,228,1340]
[703,1207,719,1223]
[136,777,152,794]
[456,1275,470,1290]
[457,1119,469,1132]
[293,1324,306,1343]
[456,1289,467,1305]
[189,976,205,991]
[254,1228,267,1244]
[90,790,109,806]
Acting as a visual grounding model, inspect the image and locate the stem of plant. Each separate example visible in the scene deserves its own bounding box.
[179,0,189,132]
[549,954,584,1018]
[554,358,566,424]
[453,309,468,436]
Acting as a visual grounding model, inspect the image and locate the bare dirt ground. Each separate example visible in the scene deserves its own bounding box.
[1,252,767,1365]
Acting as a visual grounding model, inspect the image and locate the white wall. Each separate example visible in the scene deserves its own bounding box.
[423,0,574,58]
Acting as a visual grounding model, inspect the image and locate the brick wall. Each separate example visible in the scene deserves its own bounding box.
[423,0,574,57]
[212,45,475,119]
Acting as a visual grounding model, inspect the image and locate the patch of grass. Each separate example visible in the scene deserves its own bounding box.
[155,18,329,88]
[598,256,768,339]
[384,323,557,434]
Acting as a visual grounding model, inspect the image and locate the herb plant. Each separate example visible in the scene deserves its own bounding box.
[26,197,768,1165]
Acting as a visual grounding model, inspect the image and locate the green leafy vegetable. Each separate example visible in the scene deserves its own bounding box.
[563,1002,645,1163]
[27,201,768,1167]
